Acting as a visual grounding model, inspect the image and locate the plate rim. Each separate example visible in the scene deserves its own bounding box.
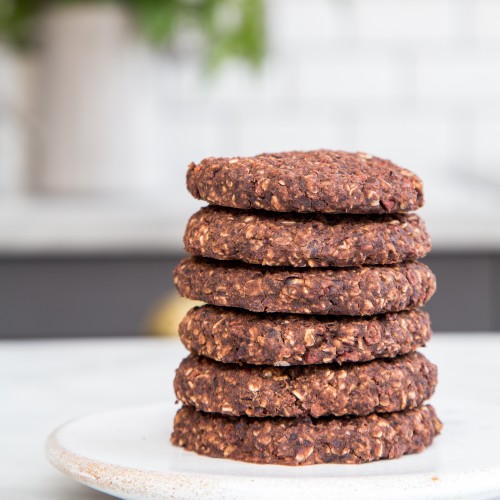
[45,403,500,500]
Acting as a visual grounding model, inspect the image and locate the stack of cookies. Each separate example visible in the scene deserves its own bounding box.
[172,150,442,465]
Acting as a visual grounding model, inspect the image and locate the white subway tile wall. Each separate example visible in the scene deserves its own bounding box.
[355,0,454,41]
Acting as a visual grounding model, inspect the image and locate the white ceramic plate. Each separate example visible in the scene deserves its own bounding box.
[46,401,500,500]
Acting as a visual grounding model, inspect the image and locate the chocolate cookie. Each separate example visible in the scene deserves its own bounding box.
[187,150,424,214]
[173,257,436,316]
[173,352,437,418]
[171,404,442,465]
[184,206,431,267]
[179,306,431,366]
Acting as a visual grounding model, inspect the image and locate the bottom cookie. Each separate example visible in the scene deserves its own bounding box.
[171,405,442,465]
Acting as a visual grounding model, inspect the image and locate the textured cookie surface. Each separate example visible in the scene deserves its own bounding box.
[173,257,436,316]
[173,351,437,418]
[179,306,431,366]
[184,207,431,268]
[171,405,442,465]
[187,150,424,214]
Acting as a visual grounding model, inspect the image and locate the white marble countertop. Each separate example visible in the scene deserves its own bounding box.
[1,335,499,499]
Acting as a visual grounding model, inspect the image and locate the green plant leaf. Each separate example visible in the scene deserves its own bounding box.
[0,0,266,70]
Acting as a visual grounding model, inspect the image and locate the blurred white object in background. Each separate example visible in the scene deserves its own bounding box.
[0,44,30,194]
[33,3,165,194]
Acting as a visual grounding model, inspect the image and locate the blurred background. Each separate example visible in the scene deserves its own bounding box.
[1,0,500,338]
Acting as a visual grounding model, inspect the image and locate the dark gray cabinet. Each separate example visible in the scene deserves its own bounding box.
[0,253,498,338]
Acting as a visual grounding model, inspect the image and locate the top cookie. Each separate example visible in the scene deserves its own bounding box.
[187,150,424,214]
